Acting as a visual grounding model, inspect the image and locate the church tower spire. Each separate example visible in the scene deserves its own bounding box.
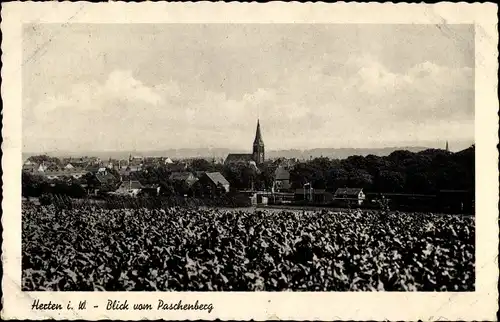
[253,119,265,164]
[445,140,449,152]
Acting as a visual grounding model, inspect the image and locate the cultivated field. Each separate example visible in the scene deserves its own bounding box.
[22,204,474,291]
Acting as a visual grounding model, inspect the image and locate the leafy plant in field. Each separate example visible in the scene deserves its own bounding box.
[22,203,474,292]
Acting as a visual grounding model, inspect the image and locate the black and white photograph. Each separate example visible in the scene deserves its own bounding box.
[20,22,477,292]
[2,2,498,321]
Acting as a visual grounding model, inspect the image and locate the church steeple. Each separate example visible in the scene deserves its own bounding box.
[254,119,264,146]
[445,140,449,152]
[253,119,265,164]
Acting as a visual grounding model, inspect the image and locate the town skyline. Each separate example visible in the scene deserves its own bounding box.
[23,24,474,153]
[23,140,473,162]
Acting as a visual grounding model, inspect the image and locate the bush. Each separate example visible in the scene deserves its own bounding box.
[39,193,54,206]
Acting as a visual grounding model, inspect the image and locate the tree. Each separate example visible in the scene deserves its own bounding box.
[326,167,348,190]
[83,172,99,192]
[27,155,62,166]
[377,170,406,193]
[172,180,191,196]
[69,182,87,198]
[347,169,373,190]
[343,155,367,171]
[256,163,275,190]
[223,163,258,190]
[290,163,316,189]
[22,172,47,197]
[189,158,215,172]
[160,181,176,197]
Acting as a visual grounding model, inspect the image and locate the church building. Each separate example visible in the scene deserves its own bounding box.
[225,120,265,166]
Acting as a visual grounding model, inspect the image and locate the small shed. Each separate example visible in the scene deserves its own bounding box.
[142,184,161,196]
[115,180,144,196]
[334,188,365,206]
[273,166,291,191]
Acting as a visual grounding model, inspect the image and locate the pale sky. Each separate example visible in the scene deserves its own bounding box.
[22,24,474,153]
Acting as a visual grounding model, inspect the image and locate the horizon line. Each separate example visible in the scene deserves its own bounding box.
[23,144,475,156]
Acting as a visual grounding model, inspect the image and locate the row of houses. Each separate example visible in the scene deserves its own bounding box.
[23,160,96,180]
[165,171,230,193]
[108,171,231,197]
[22,156,182,181]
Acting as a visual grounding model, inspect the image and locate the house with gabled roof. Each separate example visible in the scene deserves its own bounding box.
[42,169,88,181]
[192,172,230,197]
[22,162,37,173]
[273,165,291,192]
[85,164,101,173]
[95,170,118,186]
[334,188,365,206]
[114,180,144,196]
[204,172,230,193]
[169,172,198,187]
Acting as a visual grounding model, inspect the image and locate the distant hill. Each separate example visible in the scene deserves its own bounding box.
[24,146,437,161]
[265,147,431,160]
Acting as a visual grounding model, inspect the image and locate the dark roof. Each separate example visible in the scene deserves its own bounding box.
[86,165,101,173]
[275,166,290,180]
[143,157,162,164]
[225,154,253,163]
[169,172,195,181]
[119,180,143,190]
[166,163,187,171]
[46,164,60,171]
[193,171,206,178]
[334,188,363,196]
[96,172,117,184]
[205,172,230,187]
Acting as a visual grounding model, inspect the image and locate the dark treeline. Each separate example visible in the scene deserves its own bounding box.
[289,146,474,194]
[22,146,474,200]
[22,174,87,198]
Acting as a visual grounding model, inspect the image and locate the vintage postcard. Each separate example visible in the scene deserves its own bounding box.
[1,2,498,321]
